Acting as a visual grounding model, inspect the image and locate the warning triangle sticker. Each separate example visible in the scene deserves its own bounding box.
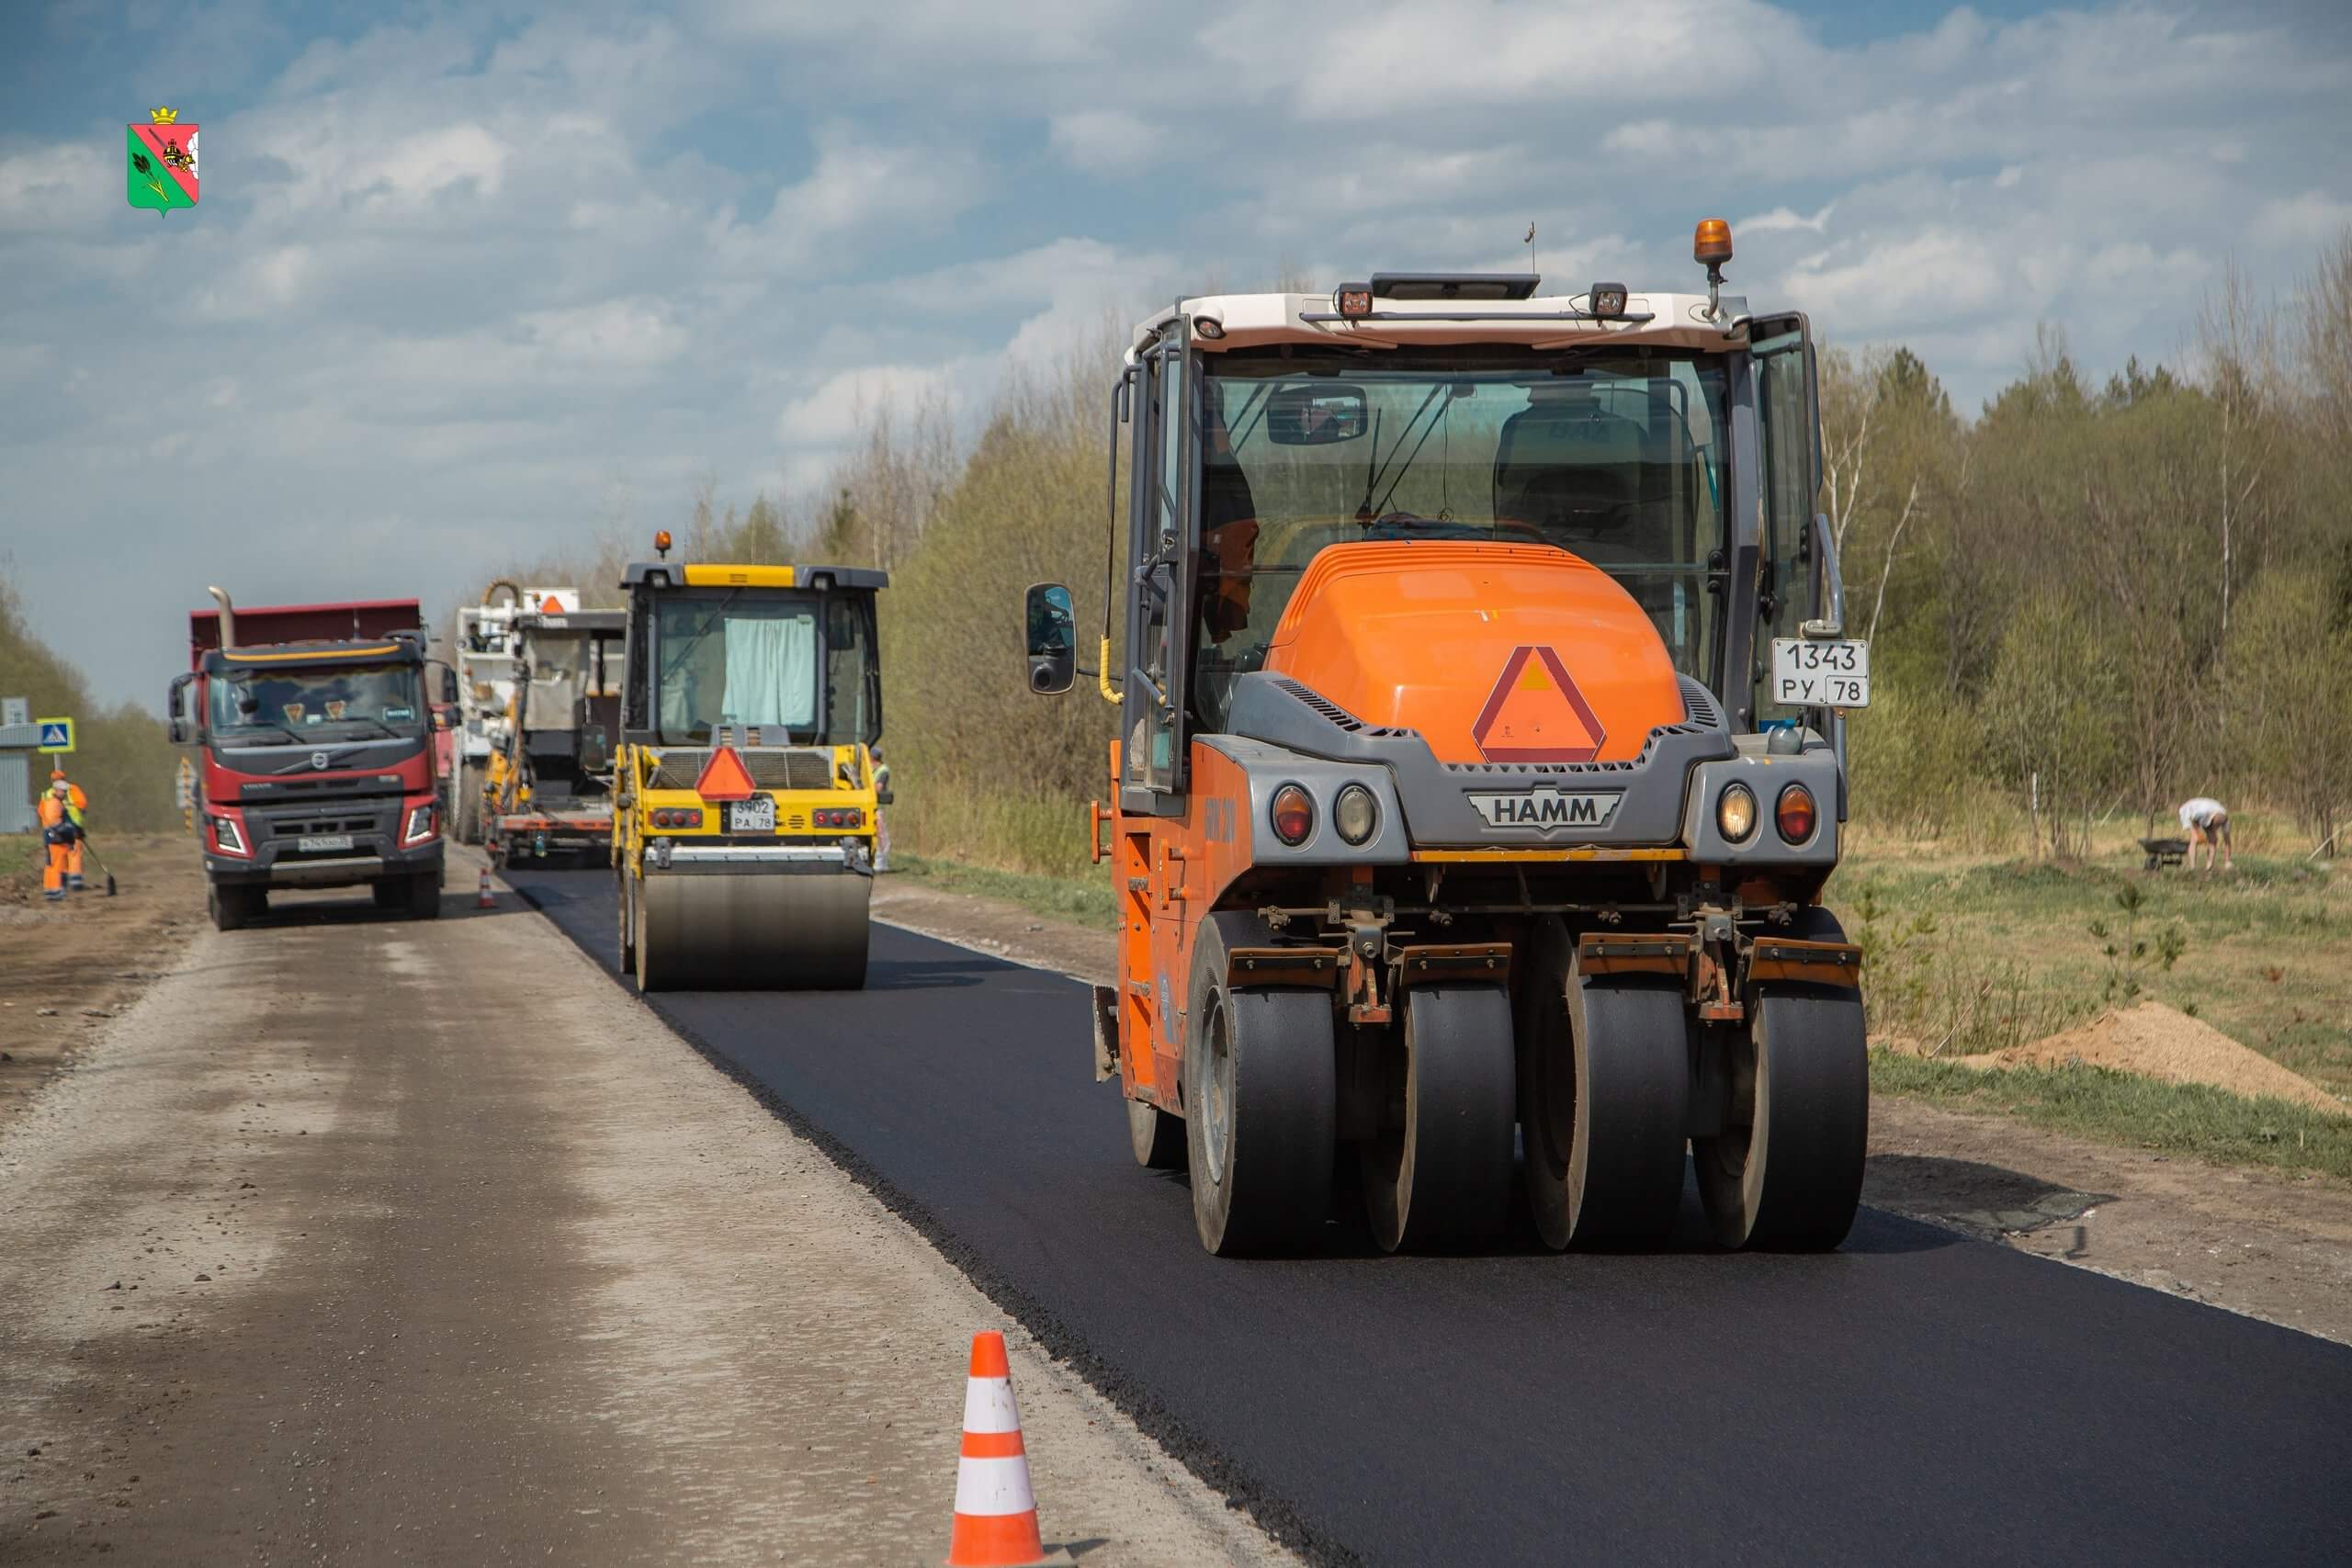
[1470,646,1605,762]
[539,594,565,613]
[695,745,757,802]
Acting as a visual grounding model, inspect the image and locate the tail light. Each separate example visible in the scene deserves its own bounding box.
[1270,784,1314,846]
[650,808,703,829]
[1776,784,1817,844]
[1717,783,1757,844]
[813,807,866,829]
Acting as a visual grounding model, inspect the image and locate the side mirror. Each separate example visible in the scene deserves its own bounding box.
[166,672,193,744]
[1024,582,1077,695]
[1266,383,1369,446]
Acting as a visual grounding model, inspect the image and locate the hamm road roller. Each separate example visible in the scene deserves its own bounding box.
[613,537,888,990]
[1023,219,1874,1256]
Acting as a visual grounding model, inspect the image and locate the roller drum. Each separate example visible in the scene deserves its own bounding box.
[635,868,870,990]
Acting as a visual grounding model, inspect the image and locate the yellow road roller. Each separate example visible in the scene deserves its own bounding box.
[612,537,888,990]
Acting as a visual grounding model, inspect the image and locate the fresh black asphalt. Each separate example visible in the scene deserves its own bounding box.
[511,867,2352,1567]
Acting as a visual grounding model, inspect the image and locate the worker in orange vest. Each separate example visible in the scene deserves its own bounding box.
[39,769,90,901]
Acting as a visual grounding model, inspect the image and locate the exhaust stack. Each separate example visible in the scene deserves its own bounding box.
[207,585,237,649]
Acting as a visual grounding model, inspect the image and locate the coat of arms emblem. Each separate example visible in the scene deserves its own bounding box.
[129,106,198,214]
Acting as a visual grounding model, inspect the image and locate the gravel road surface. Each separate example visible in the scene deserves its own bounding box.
[0,856,1293,1566]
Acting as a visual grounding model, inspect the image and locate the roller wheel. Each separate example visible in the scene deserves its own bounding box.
[616,868,637,975]
[1127,1098,1186,1170]
[1184,913,1336,1257]
[631,874,662,992]
[1362,984,1517,1253]
[1518,919,1691,1250]
[1695,916,1869,1251]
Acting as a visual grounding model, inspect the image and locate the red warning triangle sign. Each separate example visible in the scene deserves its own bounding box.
[1470,646,1605,763]
[695,745,757,802]
[539,594,565,613]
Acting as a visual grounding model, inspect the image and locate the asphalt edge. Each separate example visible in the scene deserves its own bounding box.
[506,875,1358,1568]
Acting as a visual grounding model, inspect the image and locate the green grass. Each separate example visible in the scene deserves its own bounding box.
[1832,847,2352,1096]
[889,852,1115,928]
[1871,1049,2352,1182]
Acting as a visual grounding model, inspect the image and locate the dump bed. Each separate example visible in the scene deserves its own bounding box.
[189,599,424,667]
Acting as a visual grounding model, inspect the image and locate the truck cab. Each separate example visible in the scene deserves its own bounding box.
[172,595,447,930]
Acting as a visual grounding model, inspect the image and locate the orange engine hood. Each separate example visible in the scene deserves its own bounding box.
[1261,542,1685,765]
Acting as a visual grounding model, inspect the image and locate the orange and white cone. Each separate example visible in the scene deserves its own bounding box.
[476,868,494,908]
[945,1331,1070,1567]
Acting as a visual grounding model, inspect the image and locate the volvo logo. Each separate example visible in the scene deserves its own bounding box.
[311,751,331,771]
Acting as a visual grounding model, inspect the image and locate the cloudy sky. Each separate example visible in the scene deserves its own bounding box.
[5,0,2348,706]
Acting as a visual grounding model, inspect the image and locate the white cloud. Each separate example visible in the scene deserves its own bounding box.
[777,364,958,447]
[5,0,2349,708]
[1049,110,1165,175]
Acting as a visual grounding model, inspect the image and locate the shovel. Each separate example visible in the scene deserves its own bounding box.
[77,836,119,897]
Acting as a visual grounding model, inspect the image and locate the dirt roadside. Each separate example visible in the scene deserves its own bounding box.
[870,877,2352,1347]
[0,852,1297,1566]
[1,834,206,1132]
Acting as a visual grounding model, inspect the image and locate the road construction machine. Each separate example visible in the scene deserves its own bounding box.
[612,537,888,990]
[485,604,627,866]
[452,582,577,843]
[1024,220,1873,1257]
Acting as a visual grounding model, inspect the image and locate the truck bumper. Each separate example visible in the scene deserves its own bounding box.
[206,806,446,891]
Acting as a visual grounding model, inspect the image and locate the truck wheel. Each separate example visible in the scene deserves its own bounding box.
[1126,1099,1186,1170]
[616,867,637,976]
[208,884,248,931]
[1184,912,1335,1257]
[1519,919,1691,1251]
[1695,915,1868,1251]
[407,871,444,920]
[1362,984,1516,1253]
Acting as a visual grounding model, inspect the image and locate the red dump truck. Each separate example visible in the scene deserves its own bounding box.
[169,590,451,931]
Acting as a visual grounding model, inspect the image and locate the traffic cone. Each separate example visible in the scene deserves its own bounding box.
[944,1331,1070,1567]
[476,869,495,909]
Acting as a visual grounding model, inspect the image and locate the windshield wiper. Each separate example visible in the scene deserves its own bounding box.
[1354,384,1450,523]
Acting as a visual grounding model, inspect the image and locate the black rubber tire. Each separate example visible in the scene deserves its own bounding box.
[1519,919,1692,1250]
[208,883,251,931]
[1362,984,1517,1254]
[406,870,443,920]
[371,879,403,910]
[1127,1098,1187,1170]
[1184,912,1336,1258]
[1695,912,1869,1252]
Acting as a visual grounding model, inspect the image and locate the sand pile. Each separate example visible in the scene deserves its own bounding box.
[1961,1001,2348,1117]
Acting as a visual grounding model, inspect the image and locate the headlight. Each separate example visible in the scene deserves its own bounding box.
[1776,784,1817,844]
[210,814,248,856]
[1333,784,1377,846]
[403,803,437,844]
[1270,783,1315,847]
[1717,783,1757,843]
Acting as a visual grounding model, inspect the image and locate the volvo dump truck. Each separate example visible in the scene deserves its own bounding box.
[486,604,626,866]
[172,591,447,930]
[612,537,888,990]
[1023,220,1873,1257]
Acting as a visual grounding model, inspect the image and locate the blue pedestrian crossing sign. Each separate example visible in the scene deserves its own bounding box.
[36,717,74,754]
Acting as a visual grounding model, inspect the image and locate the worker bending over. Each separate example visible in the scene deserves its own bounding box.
[2178,796,2232,874]
[39,769,90,901]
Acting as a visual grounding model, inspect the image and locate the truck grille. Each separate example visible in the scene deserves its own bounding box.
[650,748,834,791]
